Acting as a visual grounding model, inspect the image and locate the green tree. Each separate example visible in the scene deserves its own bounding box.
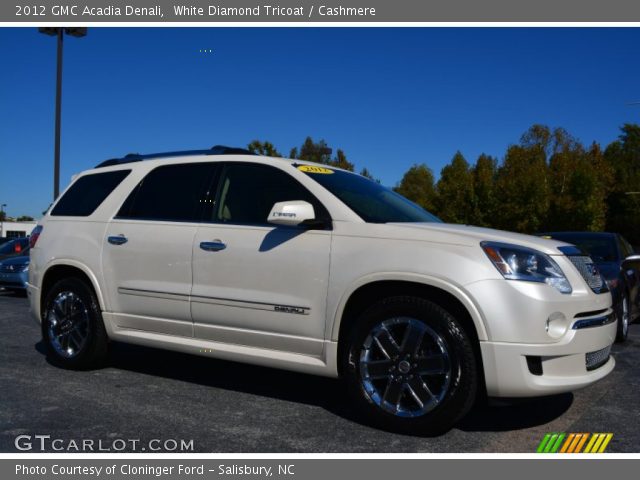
[360,167,374,180]
[394,164,437,213]
[290,137,354,171]
[247,140,282,157]
[471,154,497,227]
[604,124,640,244]
[296,137,332,164]
[359,167,380,183]
[16,215,34,222]
[546,141,611,231]
[331,149,355,171]
[435,151,475,224]
[494,143,550,233]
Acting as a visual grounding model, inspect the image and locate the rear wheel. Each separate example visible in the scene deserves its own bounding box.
[342,296,477,435]
[42,277,108,369]
[616,293,630,343]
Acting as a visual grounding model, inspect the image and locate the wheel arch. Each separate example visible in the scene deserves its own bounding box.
[40,260,105,317]
[331,274,488,386]
[331,274,488,342]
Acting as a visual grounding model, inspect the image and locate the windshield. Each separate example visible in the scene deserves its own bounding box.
[298,166,441,223]
[547,234,618,262]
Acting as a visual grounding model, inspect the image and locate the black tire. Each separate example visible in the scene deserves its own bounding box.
[341,296,477,436]
[616,292,630,343]
[42,277,109,369]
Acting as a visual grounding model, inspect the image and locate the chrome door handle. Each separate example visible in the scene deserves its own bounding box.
[107,235,128,245]
[200,241,226,252]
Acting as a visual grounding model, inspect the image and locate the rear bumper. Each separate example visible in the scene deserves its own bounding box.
[27,283,41,324]
[481,318,616,397]
[0,271,28,290]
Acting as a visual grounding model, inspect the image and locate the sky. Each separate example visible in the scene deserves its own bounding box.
[1,27,640,218]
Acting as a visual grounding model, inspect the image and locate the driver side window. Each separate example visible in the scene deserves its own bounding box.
[212,163,330,226]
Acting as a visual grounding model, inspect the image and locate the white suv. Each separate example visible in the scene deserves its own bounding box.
[27,147,616,434]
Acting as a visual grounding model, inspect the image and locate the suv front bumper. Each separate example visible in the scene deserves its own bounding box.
[480,317,616,397]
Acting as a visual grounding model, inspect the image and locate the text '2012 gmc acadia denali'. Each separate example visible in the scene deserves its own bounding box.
[27,146,616,434]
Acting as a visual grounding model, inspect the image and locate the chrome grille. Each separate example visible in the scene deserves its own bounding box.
[567,256,606,293]
[586,345,611,371]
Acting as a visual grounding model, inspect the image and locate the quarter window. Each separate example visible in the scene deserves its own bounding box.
[117,163,218,222]
[51,170,130,217]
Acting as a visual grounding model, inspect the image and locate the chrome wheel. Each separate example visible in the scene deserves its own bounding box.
[359,317,453,418]
[622,295,629,338]
[47,291,90,358]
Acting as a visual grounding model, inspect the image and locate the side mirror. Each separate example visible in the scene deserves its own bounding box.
[267,201,316,227]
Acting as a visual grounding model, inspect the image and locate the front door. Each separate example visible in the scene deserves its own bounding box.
[191,162,332,356]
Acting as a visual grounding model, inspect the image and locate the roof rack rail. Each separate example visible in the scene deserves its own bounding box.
[95,145,255,168]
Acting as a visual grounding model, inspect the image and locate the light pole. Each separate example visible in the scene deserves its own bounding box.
[0,204,6,238]
[39,27,87,200]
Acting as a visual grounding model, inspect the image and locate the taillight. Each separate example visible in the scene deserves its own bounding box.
[29,225,43,249]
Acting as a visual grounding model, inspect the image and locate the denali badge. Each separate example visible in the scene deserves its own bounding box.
[274,305,308,315]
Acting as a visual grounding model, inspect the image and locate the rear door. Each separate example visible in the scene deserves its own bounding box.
[190,162,332,356]
[101,162,219,336]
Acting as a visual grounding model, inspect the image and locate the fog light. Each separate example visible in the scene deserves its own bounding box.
[546,312,568,339]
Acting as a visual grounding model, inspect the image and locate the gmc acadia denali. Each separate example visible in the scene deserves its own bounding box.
[27,146,616,434]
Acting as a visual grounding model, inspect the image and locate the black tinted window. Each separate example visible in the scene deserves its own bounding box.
[117,163,217,222]
[214,163,329,226]
[51,170,130,216]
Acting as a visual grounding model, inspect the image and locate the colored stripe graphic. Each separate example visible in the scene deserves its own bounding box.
[574,433,590,453]
[537,433,552,453]
[537,433,566,453]
[550,433,566,453]
[597,433,613,453]
[537,433,613,453]
[584,433,599,453]
[585,433,614,453]
[560,433,575,453]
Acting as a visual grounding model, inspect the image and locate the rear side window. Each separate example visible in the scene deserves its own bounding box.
[51,170,131,217]
[117,163,218,222]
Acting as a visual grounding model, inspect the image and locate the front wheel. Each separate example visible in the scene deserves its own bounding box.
[42,277,109,369]
[342,296,477,435]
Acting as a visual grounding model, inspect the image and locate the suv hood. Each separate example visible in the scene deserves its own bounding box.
[386,222,570,255]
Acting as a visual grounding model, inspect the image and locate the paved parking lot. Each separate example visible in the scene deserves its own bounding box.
[1,290,638,453]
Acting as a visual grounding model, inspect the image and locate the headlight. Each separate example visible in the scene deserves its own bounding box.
[481,241,572,294]
[20,263,29,272]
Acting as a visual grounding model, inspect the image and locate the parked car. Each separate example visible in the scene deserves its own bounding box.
[0,237,13,245]
[0,237,28,261]
[0,253,30,295]
[540,232,640,342]
[27,147,616,434]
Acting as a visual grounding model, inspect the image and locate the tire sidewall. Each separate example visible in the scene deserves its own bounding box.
[42,277,106,369]
[342,296,477,435]
[616,292,629,342]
